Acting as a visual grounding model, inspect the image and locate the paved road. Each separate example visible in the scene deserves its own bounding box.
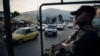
[0,25,75,56]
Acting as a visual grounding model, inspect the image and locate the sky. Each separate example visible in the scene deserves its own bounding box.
[0,0,98,13]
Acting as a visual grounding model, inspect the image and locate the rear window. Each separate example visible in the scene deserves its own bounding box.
[48,25,56,29]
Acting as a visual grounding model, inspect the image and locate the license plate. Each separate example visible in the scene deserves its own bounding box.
[48,32,53,35]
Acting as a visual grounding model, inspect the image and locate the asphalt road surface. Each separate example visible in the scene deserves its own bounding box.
[0,25,76,56]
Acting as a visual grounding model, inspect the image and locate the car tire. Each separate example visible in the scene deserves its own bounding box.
[3,38,6,42]
[34,34,38,39]
[54,33,57,37]
[62,28,64,30]
[45,32,48,37]
[18,39,23,44]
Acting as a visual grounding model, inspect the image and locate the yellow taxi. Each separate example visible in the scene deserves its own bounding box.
[4,27,39,44]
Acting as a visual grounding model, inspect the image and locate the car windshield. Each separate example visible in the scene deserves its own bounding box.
[14,29,26,34]
[48,25,56,29]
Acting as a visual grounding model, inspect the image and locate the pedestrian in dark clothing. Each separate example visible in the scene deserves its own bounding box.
[55,5,100,56]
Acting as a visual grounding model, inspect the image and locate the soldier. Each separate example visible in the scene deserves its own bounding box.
[56,5,100,56]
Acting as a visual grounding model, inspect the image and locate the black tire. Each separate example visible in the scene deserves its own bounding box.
[62,28,64,30]
[3,38,6,42]
[54,33,57,37]
[18,39,23,44]
[34,34,38,39]
[45,32,48,37]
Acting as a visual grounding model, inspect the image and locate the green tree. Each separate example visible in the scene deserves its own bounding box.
[52,17,57,23]
[45,17,50,24]
[58,14,64,23]
[12,11,20,18]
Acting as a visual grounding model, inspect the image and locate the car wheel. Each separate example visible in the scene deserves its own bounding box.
[18,39,23,44]
[34,34,38,39]
[62,28,64,30]
[54,33,57,37]
[45,32,48,37]
[3,38,6,42]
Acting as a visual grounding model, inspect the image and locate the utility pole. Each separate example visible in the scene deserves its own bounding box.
[61,0,63,4]
[3,0,14,56]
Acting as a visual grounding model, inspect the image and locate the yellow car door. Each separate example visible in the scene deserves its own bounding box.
[30,29,38,39]
[23,29,32,41]
[30,32,36,39]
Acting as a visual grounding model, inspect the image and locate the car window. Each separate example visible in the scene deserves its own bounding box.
[14,29,26,34]
[31,27,37,32]
[34,29,37,32]
[31,29,35,32]
[25,29,31,34]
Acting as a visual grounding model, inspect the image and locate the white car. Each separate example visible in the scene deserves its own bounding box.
[44,24,57,37]
[37,24,48,31]
[30,24,38,28]
[57,23,64,30]
[67,23,74,28]
[63,22,66,26]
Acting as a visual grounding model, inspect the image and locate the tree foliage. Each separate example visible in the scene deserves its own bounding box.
[12,11,20,18]
[58,14,64,22]
[45,17,50,24]
[52,17,57,23]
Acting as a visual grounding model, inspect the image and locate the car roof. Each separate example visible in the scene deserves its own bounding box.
[19,27,35,29]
